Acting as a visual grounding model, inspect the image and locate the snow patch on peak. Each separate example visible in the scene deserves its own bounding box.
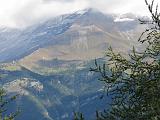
[114,17,135,22]
[74,8,98,15]
[75,9,88,15]
[114,13,136,22]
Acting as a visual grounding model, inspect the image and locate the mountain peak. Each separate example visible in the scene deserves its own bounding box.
[74,8,100,15]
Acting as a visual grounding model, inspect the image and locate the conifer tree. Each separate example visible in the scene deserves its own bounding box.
[74,0,160,120]
[91,0,160,119]
[0,88,19,120]
[73,112,85,120]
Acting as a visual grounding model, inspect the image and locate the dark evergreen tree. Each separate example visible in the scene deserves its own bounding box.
[0,88,19,120]
[91,0,160,119]
[73,112,84,120]
[74,0,160,120]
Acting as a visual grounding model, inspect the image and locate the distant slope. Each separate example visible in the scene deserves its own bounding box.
[18,9,146,71]
[0,60,108,120]
[0,8,145,63]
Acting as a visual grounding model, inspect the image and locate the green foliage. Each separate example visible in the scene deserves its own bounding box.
[73,112,85,120]
[91,0,160,120]
[0,89,19,120]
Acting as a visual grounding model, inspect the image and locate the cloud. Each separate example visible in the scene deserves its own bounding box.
[89,0,149,15]
[0,0,159,28]
[43,0,75,3]
[0,0,89,28]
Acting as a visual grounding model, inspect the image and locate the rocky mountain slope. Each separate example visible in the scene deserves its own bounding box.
[0,8,147,120]
[0,9,145,63]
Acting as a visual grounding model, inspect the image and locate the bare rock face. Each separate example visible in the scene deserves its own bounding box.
[3,78,43,95]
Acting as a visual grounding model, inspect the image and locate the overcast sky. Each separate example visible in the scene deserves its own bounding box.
[0,0,158,28]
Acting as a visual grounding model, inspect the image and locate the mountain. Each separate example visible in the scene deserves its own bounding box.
[0,8,145,63]
[0,8,147,120]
